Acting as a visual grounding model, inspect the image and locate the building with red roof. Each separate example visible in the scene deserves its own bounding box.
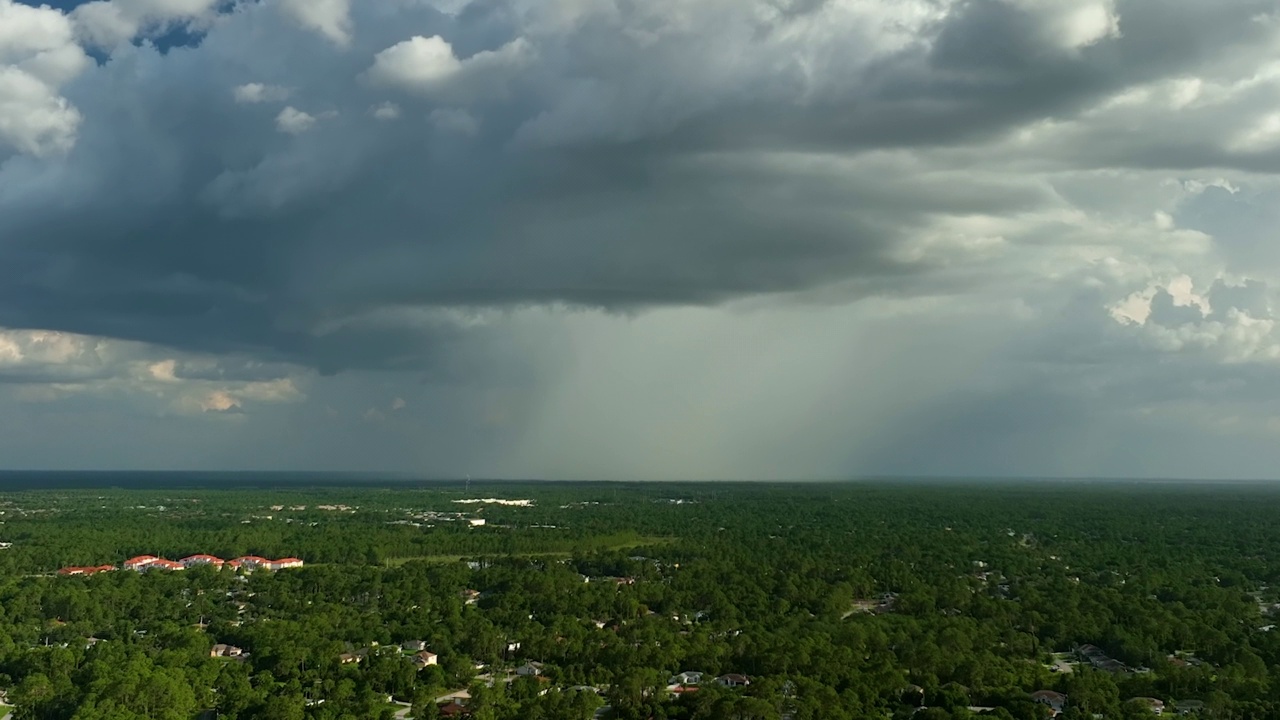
[124,555,160,571]
[438,701,469,717]
[59,564,118,577]
[69,554,299,575]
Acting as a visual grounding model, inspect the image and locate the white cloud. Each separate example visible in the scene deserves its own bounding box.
[0,327,306,416]
[0,66,82,156]
[0,330,97,370]
[196,389,240,412]
[278,0,351,46]
[367,35,531,100]
[1110,287,1157,325]
[370,101,400,120]
[0,0,88,156]
[234,83,291,104]
[275,106,316,134]
[1007,0,1121,51]
[368,35,462,92]
[148,359,178,381]
[71,0,222,48]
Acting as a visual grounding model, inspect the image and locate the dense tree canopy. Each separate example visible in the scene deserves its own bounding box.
[0,481,1275,718]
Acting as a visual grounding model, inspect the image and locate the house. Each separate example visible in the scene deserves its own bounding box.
[401,640,428,652]
[269,557,304,570]
[211,644,244,658]
[232,556,271,570]
[146,559,184,571]
[413,651,438,668]
[515,662,544,677]
[668,672,704,685]
[1175,700,1205,715]
[461,589,481,605]
[716,674,751,687]
[1031,690,1067,714]
[181,554,225,569]
[1076,644,1127,672]
[124,555,160,571]
[338,651,364,664]
[438,701,469,717]
[1129,697,1165,715]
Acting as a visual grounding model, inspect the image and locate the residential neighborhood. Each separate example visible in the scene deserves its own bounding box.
[1,484,1273,719]
[59,554,305,575]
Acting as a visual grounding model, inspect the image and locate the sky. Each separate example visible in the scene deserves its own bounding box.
[2,0,1280,479]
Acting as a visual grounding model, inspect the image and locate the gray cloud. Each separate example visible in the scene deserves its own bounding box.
[1,0,1275,374]
[1,0,1280,476]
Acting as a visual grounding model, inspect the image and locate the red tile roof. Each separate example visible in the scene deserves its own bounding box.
[59,565,118,576]
[233,556,270,565]
[438,701,468,717]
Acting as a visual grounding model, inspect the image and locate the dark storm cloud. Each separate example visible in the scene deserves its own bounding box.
[663,0,1276,153]
[0,0,1274,374]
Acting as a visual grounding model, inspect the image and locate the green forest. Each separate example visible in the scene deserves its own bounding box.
[0,480,1277,719]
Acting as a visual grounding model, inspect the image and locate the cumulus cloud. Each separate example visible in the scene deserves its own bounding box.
[234,83,290,104]
[2,0,1280,475]
[368,35,460,91]
[278,0,351,46]
[367,35,530,100]
[0,328,304,417]
[274,105,316,134]
[70,0,222,48]
[1006,0,1121,51]
[370,101,400,120]
[0,0,88,156]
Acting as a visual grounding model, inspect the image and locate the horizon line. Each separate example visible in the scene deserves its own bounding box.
[0,470,1276,484]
